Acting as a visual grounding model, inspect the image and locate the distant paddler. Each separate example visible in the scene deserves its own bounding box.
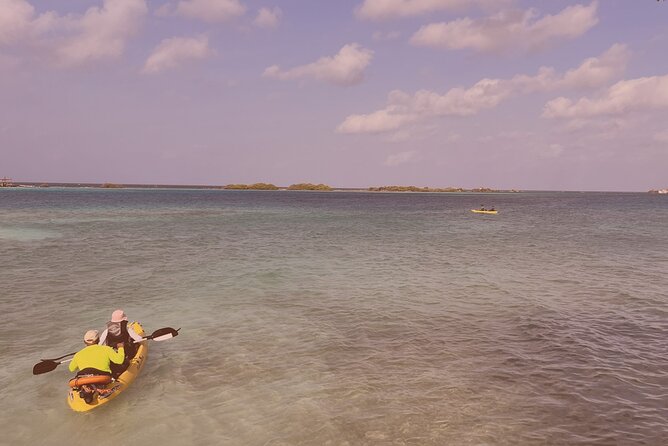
[471,205,498,214]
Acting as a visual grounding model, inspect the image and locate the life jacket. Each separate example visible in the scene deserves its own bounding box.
[105,320,129,346]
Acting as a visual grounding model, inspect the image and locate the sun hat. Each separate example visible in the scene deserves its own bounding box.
[111,309,128,323]
[84,330,99,343]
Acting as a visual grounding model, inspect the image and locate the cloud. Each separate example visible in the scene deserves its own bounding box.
[175,0,245,22]
[559,43,630,89]
[355,0,508,21]
[545,143,564,158]
[263,43,373,86]
[142,35,212,74]
[338,44,628,134]
[0,0,64,46]
[54,0,148,66]
[253,6,281,28]
[654,130,668,143]
[543,74,668,119]
[384,150,418,166]
[0,0,38,44]
[0,0,147,66]
[338,102,417,133]
[410,2,598,53]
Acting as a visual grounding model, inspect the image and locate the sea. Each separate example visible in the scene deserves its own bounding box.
[0,188,666,445]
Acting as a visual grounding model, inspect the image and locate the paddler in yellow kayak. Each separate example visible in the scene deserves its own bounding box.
[99,309,143,376]
[69,330,125,403]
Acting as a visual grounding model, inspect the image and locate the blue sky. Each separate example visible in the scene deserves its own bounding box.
[1,0,667,190]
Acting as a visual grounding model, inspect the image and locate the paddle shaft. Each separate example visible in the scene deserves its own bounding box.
[42,352,77,362]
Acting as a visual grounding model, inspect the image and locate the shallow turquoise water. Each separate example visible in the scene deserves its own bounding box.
[1,188,666,445]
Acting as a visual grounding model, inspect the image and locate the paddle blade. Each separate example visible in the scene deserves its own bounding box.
[145,327,179,341]
[33,360,59,375]
[153,333,174,341]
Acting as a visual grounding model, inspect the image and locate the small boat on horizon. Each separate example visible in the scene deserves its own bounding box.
[471,209,498,214]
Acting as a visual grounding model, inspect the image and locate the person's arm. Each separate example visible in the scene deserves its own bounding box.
[98,329,108,346]
[68,353,78,372]
[108,345,125,364]
[127,326,144,343]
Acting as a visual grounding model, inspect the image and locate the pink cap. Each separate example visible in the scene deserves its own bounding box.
[111,309,128,323]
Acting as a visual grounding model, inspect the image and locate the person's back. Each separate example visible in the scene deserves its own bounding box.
[69,330,125,376]
[99,310,143,375]
[100,310,143,348]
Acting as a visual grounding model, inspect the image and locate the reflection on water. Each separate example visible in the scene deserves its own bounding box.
[1,189,666,445]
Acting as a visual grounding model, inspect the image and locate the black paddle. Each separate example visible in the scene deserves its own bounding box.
[42,352,77,362]
[32,358,73,375]
[32,327,180,375]
[142,327,180,341]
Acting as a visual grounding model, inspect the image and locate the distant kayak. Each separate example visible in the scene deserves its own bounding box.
[67,321,148,412]
[471,209,498,214]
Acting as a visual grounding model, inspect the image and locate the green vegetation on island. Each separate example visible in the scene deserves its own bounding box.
[287,183,332,191]
[368,186,465,192]
[223,183,279,190]
[368,186,508,193]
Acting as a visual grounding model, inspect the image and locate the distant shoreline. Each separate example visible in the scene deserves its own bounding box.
[2,181,521,193]
[0,181,664,193]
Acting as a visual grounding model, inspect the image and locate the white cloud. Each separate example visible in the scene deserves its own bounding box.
[176,0,245,22]
[338,44,628,134]
[253,6,281,28]
[384,150,418,166]
[545,143,564,158]
[355,0,508,21]
[142,35,212,74]
[559,43,630,89]
[338,103,417,133]
[0,0,36,44]
[654,130,668,143]
[0,0,148,66]
[543,74,668,119]
[410,2,598,53]
[0,0,62,45]
[55,0,148,66]
[263,43,373,86]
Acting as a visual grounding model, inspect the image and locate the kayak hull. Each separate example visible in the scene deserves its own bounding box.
[67,321,148,412]
[471,209,498,214]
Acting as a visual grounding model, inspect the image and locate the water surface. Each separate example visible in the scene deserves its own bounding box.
[1,188,666,445]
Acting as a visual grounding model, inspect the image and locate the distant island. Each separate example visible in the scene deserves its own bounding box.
[219,184,506,192]
[223,183,279,190]
[368,186,507,193]
[287,183,333,191]
[648,188,668,194]
[223,183,333,191]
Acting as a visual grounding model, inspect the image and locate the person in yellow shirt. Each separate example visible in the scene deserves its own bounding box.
[69,329,125,376]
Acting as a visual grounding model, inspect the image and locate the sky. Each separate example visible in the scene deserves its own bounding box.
[1,0,667,191]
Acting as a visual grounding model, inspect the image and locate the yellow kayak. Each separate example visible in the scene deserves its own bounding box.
[67,321,148,412]
[471,209,498,214]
